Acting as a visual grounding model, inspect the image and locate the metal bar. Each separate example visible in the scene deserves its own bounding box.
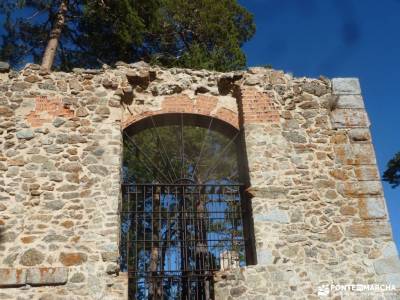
[191,117,213,182]
[150,115,177,182]
[123,131,171,183]
[203,131,240,181]
[122,183,246,299]
[123,137,165,184]
[180,113,185,179]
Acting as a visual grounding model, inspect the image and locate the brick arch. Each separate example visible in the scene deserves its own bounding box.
[121,94,239,131]
[123,113,240,140]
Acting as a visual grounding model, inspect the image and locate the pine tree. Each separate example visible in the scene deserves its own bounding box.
[383,152,400,188]
[0,0,255,71]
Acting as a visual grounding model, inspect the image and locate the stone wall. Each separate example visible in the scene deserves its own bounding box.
[214,75,400,299]
[0,62,399,299]
[0,64,124,299]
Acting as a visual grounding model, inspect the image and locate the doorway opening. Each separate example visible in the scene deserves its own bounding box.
[120,113,255,299]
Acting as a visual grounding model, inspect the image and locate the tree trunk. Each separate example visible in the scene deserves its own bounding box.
[149,189,162,300]
[196,193,210,299]
[41,0,68,72]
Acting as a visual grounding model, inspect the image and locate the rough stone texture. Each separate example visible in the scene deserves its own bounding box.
[0,61,10,73]
[0,63,398,299]
[0,269,26,287]
[0,63,123,299]
[332,77,361,95]
[20,249,45,266]
[26,267,68,285]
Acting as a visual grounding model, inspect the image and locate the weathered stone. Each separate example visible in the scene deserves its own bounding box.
[382,242,399,258]
[69,79,83,92]
[62,192,80,199]
[334,144,376,165]
[49,172,63,182]
[45,144,64,154]
[57,184,79,192]
[359,198,386,219]
[11,81,31,91]
[348,128,370,142]
[8,158,26,167]
[0,64,396,299]
[95,105,110,116]
[230,286,247,297]
[60,220,74,228]
[59,162,82,173]
[26,267,68,285]
[0,106,13,117]
[283,131,307,143]
[76,107,89,117]
[332,78,361,95]
[52,117,66,128]
[70,272,85,283]
[2,253,18,267]
[0,162,7,171]
[0,269,26,287]
[0,61,10,73]
[42,234,68,243]
[151,83,183,96]
[126,70,151,88]
[380,273,400,287]
[340,205,357,216]
[330,109,370,128]
[217,73,241,95]
[374,257,400,275]
[345,223,391,238]
[254,209,289,224]
[24,74,40,83]
[298,100,319,109]
[1,232,17,243]
[20,249,45,266]
[341,181,382,197]
[335,95,365,109]
[59,252,88,266]
[21,236,36,244]
[256,249,274,265]
[88,165,109,176]
[30,155,48,164]
[106,263,119,275]
[16,129,34,140]
[321,225,343,242]
[66,172,80,183]
[287,235,307,243]
[302,80,327,96]
[101,251,118,262]
[246,187,287,199]
[290,210,303,222]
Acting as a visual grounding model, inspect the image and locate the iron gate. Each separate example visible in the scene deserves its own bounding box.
[120,183,246,300]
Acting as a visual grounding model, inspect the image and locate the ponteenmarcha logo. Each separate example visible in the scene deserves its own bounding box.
[317,285,330,296]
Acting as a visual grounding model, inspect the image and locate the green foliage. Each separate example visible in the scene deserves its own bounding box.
[123,125,238,184]
[383,152,400,188]
[0,0,255,71]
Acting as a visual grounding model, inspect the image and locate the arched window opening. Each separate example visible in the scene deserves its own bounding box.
[120,113,255,300]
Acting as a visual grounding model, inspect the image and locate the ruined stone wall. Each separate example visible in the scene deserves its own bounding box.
[0,62,398,299]
[214,75,400,299]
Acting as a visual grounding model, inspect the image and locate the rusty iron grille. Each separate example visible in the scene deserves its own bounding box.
[120,183,246,300]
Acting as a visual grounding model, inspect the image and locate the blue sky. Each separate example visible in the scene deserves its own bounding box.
[239,0,400,248]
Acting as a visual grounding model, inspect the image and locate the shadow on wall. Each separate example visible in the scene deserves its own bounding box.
[0,224,5,246]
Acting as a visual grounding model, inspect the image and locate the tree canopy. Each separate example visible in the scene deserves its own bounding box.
[0,0,255,71]
[383,152,400,188]
[123,124,239,184]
